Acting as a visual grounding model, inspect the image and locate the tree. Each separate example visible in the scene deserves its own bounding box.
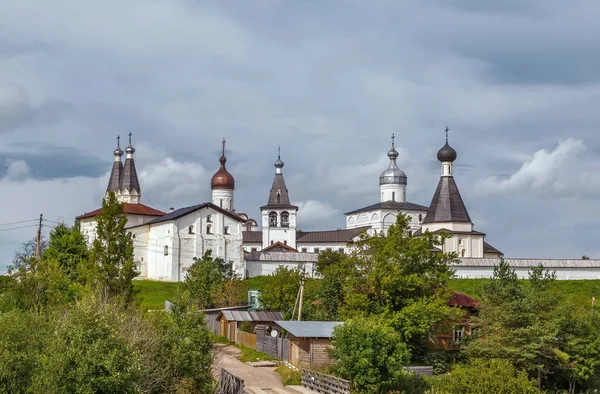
[319,214,460,354]
[183,250,243,309]
[88,192,138,303]
[432,359,538,394]
[329,317,411,394]
[465,261,568,390]
[0,310,50,393]
[43,222,89,281]
[11,235,47,269]
[259,266,301,314]
[30,298,140,394]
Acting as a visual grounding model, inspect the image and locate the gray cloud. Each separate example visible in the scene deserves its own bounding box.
[2,0,600,269]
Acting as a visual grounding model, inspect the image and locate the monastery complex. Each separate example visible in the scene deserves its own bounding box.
[77,131,600,281]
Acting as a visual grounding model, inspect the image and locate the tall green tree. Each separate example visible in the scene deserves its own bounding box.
[329,317,412,394]
[465,261,574,391]
[318,214,460,354]
[259,266,301,314]
[183,249,243,309]
[88,192,138,303]
[43,222,89,281]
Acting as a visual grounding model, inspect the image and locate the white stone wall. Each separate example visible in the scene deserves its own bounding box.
[212,188,234,211]
[261,208,297,249]
[296,243,349,253]
[246,260,317,278]
[453,265,600,280]
[345,209,427,235]
[442,235,484,258]
[131,207,245,281]
[380,184,406,203]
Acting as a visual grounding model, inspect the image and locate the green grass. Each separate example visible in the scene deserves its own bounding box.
[134,280,181,310]
[449,278,600,307]
[275,365,301,385]
[234,344,276,363]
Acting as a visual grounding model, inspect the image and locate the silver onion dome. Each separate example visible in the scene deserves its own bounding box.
[274,146,284,169]
[379,136,407,185]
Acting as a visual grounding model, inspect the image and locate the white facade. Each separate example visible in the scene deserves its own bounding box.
[212,188,233,211]
[131,205,245,281]
[346,209,427,235]
[453,259,600,280]
[261,208,297,249]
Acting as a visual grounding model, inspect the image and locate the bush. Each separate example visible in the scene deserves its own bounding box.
[329,317,411,394]
[428,359,538,394]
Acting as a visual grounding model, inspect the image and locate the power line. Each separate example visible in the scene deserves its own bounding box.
[0,219,38,227]
[42,219,63,225]
[0,224,38,232]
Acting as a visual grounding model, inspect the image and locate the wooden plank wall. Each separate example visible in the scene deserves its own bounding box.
[237,331,257,349]
[218,369,245,394]
[310,339,334,368]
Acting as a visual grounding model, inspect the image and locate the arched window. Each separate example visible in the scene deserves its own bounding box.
[281,211,290,227]
[461,249,465,257]
[269,211,278,227]
[418,214,423,222]
[164,246,169,256]
[188,225,194,234]
[206,224,212,234]
[224,226,230,235]
[392,191,396,201]
[277,191,281,204]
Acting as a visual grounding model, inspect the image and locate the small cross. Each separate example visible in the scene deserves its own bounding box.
[222,138,226,156]
[391,133,395,146]
[117,135,120,147]
[129,131,132,145]
[278,145,281,159]
[445,126,449,142]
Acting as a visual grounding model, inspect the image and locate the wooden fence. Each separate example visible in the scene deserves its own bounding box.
[301,369,351,394]
[237,331,257,349]
[217,369,245,394]
[256,328,289,360]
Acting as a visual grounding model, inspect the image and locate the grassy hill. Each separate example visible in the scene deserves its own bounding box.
[134,277,600,311]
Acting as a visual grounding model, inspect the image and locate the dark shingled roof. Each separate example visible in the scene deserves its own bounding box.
[483,241,502,255]
[106,161,123,193]
[243,231,262,243]
[422,176,472,224]
[121,157,141,194]
[345,200,429,215]
[261,173,298,210]
[296,226,370,243]
[412,228,485,236]
[77,203,165,219]
[448,291,478,308]
[143,202,245,225]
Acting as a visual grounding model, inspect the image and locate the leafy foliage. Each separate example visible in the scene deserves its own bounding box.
[329,316,411,394]
[429,359,538,394]
[183,249,244,308]
[43,222,90,281]
[88,191,138,303]
[259,266,301,313]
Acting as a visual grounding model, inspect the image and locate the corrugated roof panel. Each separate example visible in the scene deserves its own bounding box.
[274,321,344,338]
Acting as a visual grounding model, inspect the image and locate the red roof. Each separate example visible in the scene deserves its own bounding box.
[448,291,478,308]
[77,203,166,219]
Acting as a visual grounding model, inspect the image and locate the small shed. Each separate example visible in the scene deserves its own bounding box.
[219,310,284,343]
[199,305,251,335]
[275,320,343,368]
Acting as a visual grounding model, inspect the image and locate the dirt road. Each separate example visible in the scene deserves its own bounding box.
[213,344,285,390]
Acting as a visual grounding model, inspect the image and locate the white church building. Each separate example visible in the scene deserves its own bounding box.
[77,131,600,281]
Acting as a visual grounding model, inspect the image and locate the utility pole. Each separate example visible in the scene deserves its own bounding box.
[297,273,305,321]
[36,213,43,261]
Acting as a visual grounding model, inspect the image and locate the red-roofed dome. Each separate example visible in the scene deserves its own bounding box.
[211,139,235,190]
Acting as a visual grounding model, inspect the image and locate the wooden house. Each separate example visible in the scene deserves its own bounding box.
[218,310,284,343]
[199,305,250,335]
[274,320,344,368]
[428,291,479,351]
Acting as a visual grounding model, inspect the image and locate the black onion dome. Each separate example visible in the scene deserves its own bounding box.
[437,142,457,162]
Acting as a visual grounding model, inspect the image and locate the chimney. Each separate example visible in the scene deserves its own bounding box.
[170,207,175,213]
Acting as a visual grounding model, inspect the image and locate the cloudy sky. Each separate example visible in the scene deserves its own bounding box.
[2,0,600,270]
